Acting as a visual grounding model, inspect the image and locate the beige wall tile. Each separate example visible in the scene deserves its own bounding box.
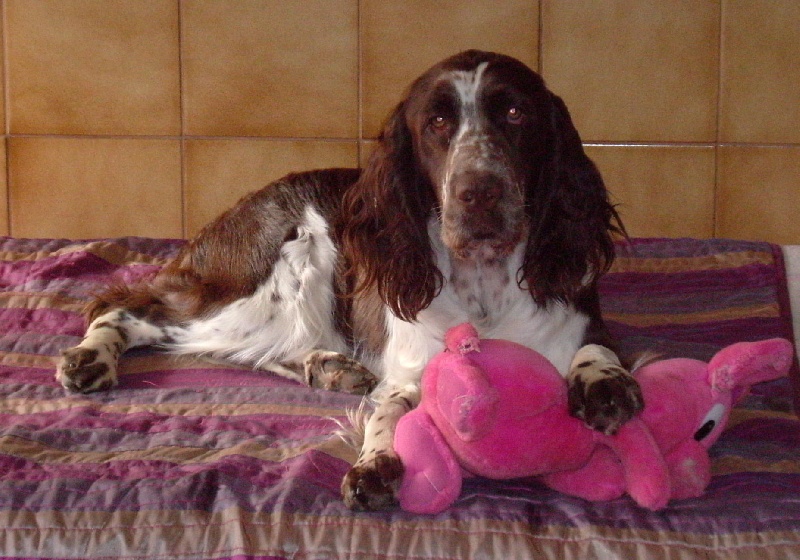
[0,143,7,236]
[182,0,358,138]
[719,0,800,143]
[184,139,358,236]
[541,0,719,142]
[717,146,800,244]
[585,145,716,239]
[6,0,180,135]
[0,16,5,134]
[9,137,182,239]
[361,0,539,138]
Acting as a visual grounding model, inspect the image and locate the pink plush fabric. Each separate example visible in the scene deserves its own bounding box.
[395,324,793,514]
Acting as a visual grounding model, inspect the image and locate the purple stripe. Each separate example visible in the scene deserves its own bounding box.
[600,284,777,315]
[0,308,84,336]
[0,236,82,254]
[209,557,289,560]
[0,382,364,411]
[713,418,800,459]
[0,557,286,560]
[1,415,342,454]
[0,453,306,490]
[601,266,779,296]
[120,367,303,389]
[0,252,116,286]
[615,237,771,258]
[221,557,289,560]
[59,382,363,408]
[614,336,724,362]
[607,317,789,346]
[0,367,59,387]
[455,471,800,534]
[0,332,89,356]
[0,451,348,513]
[21,262,162,297]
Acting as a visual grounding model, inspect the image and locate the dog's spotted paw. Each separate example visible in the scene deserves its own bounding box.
[341,454,404,511]
[56,347,118,393]
[568,366,643,435]
[304,351,378,395]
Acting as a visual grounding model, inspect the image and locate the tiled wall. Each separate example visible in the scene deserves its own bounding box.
[1,0,798,243]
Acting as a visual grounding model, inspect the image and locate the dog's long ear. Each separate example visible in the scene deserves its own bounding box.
[340,102,442,322]
[521,92,624,304]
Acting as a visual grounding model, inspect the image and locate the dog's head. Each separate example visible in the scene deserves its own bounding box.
[402,50,549,261]
[342,50,623,320]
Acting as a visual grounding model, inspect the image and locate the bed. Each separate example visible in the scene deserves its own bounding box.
[0,235,798,559]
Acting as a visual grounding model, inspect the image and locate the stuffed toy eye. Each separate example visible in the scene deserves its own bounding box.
[694,403,726,441]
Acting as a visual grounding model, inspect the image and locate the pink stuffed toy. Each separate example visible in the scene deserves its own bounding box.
[394,323,793,514]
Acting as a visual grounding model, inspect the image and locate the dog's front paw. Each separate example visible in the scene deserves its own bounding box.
[568,368,643,435]
[304,351,378,395]
[56,347,118,393]
[341,454,404,511]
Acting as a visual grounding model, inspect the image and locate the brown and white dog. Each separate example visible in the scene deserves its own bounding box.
[57,50,642,510]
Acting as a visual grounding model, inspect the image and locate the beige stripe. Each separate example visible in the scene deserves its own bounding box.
[0,433,352,465]
[713,457,800,476]
[115,354,260,375]
[0,351,256,374]
[727,408,797,428]
[604,302,780,327]
[712,409,800,475]
[0,351,60,369]
[0,292,85,312]
[610,249,773,274]
[1,509,795,559]
[0,397,345,417]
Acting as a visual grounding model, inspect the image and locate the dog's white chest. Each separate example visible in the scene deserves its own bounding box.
[450,255,514,329]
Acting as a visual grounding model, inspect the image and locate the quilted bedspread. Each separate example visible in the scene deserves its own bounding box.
[0,236,798,559]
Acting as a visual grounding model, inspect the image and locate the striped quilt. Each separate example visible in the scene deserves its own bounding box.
[0,236,797,559]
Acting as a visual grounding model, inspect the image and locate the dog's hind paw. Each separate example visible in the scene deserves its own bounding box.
[56,346,118,393]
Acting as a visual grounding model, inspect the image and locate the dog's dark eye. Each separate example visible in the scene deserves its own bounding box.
[430,115,449,131]
[506,106,525,125]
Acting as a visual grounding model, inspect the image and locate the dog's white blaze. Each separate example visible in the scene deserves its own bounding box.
[170,205,346,371]
[442,62,489,207]
[452,61,488,111]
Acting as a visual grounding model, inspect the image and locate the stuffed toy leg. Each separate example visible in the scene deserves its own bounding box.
[395,409,464,515]
[542,418,672,510]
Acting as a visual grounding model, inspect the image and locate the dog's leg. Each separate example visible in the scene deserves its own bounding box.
[341,384,420,510]
[567,344,643,435]
[57,309,179,392]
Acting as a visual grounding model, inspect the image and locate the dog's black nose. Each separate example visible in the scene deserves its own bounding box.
[454,172,504,212]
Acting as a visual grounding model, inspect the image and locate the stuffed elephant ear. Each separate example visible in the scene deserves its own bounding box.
[708,338,793,395]
[395,410,463,515]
